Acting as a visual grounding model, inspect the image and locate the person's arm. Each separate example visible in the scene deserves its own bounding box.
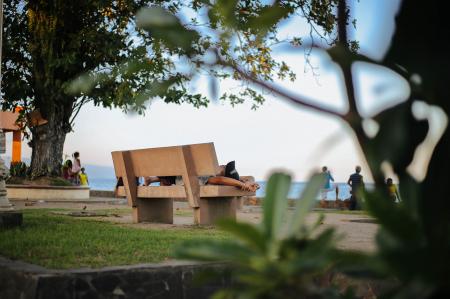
[144,176,160,186]
[329,172,334,182]
[347,176,352,186]
[207,176,258,192]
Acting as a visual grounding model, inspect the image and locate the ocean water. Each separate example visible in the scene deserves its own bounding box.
[89,178,362,200]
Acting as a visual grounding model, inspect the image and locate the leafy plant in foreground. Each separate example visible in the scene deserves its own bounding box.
[175,173,362,299]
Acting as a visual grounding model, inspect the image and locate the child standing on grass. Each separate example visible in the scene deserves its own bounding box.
[79,168,89,186]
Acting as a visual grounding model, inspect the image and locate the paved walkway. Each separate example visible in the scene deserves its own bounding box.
[11,198,378,252]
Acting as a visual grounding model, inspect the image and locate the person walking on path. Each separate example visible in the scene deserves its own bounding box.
[347,166,365,210]
[320,166,338,200]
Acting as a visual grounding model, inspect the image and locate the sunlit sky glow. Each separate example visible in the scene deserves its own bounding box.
[4,0,407,182]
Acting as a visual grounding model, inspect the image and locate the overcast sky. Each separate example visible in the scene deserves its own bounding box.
[4,0,406,182]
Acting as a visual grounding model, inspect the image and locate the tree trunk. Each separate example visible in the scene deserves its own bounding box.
[29,110,68,178]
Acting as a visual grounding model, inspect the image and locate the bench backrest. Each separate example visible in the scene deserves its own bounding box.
[111,142,219,207]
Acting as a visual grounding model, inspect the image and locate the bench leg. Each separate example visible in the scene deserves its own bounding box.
[236,197,244,210]
[132,198,173,224]
[196,197,237,225]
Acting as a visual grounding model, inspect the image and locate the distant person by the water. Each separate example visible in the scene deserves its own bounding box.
[347,166,365,210]
[71,151,82,185]
[320,166,338,200]
[386,178,400,202]
[79,167,89,186]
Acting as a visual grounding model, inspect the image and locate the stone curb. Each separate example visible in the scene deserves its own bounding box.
[0,256,232,299]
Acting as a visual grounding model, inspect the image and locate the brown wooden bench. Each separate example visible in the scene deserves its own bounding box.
[111,142,255,225]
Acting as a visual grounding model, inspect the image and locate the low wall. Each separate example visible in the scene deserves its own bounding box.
[6,185,90,200]
[90,190,115,198]
[243,197,355,209]
[88,192,355,210]
[0,257,231,299]
[0,256,392,299]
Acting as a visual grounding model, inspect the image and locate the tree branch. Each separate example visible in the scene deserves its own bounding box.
[337,0,348,47]
[336,0,385,186]
[214,55,345,119]
[69,97,90,127]
[336,0,359,123]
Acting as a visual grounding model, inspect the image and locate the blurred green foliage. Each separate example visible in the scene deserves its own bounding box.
[4,0,448,297]
[8,162,28,178]
[176,173,364,299]
[133,0,449,298]
[2,0,350,176]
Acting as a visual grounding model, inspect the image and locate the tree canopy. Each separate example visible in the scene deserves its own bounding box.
[2,0,353,176]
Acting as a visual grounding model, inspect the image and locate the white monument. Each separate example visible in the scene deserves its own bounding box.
[0,129,13,211]
[0,129,22,227]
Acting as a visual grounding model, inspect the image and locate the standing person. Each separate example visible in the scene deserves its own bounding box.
[61,159,73,181]
[386,178,400,202]
[79,167,89,186]
[71,152,81,185]
[347,166,365,210]
[320,166,338,200]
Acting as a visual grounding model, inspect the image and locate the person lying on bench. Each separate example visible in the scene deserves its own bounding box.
[144,161,259,192]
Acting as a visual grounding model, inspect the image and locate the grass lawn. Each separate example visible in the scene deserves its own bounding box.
[0,209,229,269]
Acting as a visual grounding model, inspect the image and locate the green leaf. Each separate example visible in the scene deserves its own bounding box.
[216,0,239,27]
[285,228,336,273]
[262,173,291,241]
[66,73,96,94]
[365,190,421,244]
[248,5,291,36]
[136,7,199,52]
[173,239,254,265]
[287,173,326,238]
[136,7,178,27]
[217,219,266,253]
[370,101,428,174]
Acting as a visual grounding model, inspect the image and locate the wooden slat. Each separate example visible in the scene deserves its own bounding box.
[188,142,219,175]
[200,185,255,197]
[120,151,138,207]
[181,145,200,207]
[111,151,125,177]
[116,185,254,198]
[127,146,185,177]
[116,186,186,198]
[111,143,218,178]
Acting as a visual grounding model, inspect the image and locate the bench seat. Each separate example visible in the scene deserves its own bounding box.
[111,143,255,224]
[116,185,255,198]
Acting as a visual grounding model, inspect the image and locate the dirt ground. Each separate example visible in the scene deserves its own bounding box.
[12,199,378,252]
